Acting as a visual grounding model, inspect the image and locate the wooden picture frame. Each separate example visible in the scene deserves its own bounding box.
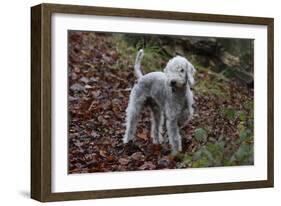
[31,3,274,202]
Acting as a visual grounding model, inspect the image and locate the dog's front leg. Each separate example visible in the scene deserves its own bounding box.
[166,118,182,153]
[150,105,164,144]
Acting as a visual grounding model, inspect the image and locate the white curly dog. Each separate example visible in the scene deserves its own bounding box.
[123,49,196,152]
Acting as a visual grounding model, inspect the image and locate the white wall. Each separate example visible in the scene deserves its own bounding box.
[0,0,279,205]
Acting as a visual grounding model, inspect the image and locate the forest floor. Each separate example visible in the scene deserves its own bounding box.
[68,32,254,174]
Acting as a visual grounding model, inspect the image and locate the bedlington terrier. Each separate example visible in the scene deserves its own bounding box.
[123,49,196,153]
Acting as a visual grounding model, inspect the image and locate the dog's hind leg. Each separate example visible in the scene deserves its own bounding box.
[123,86,145,143]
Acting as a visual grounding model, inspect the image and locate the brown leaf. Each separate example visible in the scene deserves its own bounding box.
[90,130,100,138]
[107,156,115,162]
[91,90,101,98]
[70,83,84,92]
[74,141,83,147]
[74,66,80,73]
[139,161,156,170]
[84,85,92,89]
[130,152,144,161]
[110,51,118,61]
[101,101,111,110]
[118,158,129,165]
[137,131,149,140]
[80,76,89,84]
[97,116,108,125]
[71,72,78,80]
[99,150,107,158]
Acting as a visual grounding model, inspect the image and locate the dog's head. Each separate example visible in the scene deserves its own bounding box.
[164,56,196,91]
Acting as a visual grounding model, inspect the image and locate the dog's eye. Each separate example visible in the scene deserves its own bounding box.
[180,69,184,73]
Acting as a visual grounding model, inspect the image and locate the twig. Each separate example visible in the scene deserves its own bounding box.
[107,73,128,84]
[88,101,96,111]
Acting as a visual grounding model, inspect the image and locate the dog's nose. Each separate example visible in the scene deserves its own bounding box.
[170,80,176,86]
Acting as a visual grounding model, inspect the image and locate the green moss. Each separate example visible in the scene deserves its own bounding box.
[192,63,231,98]
[112,34,168,73]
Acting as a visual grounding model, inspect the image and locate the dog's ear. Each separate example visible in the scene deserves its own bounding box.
[164,59,172,74]
[186,64,196,87]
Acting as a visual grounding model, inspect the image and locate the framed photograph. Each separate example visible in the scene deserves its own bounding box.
[31,3,274,202]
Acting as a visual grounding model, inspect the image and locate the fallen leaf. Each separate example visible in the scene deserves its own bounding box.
[118,158,129,165]
[130,152,144,161]
[139,161,156,170]
[80,77,89,84]
[137,131,149,140]
[90,130,100,138]
[70,83,84,92]
[99,150,107,158]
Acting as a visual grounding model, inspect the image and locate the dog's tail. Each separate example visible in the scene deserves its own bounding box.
[134,49,144,80]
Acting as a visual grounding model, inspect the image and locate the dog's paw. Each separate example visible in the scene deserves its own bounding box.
[123,136,129,144]
[158,134,164,144]
[151,137,159,144]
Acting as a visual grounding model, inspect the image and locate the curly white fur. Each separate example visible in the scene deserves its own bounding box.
[123,50,196,153]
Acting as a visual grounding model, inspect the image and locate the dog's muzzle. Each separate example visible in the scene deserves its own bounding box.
[170,80,177,87]
[170,80,186,91]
